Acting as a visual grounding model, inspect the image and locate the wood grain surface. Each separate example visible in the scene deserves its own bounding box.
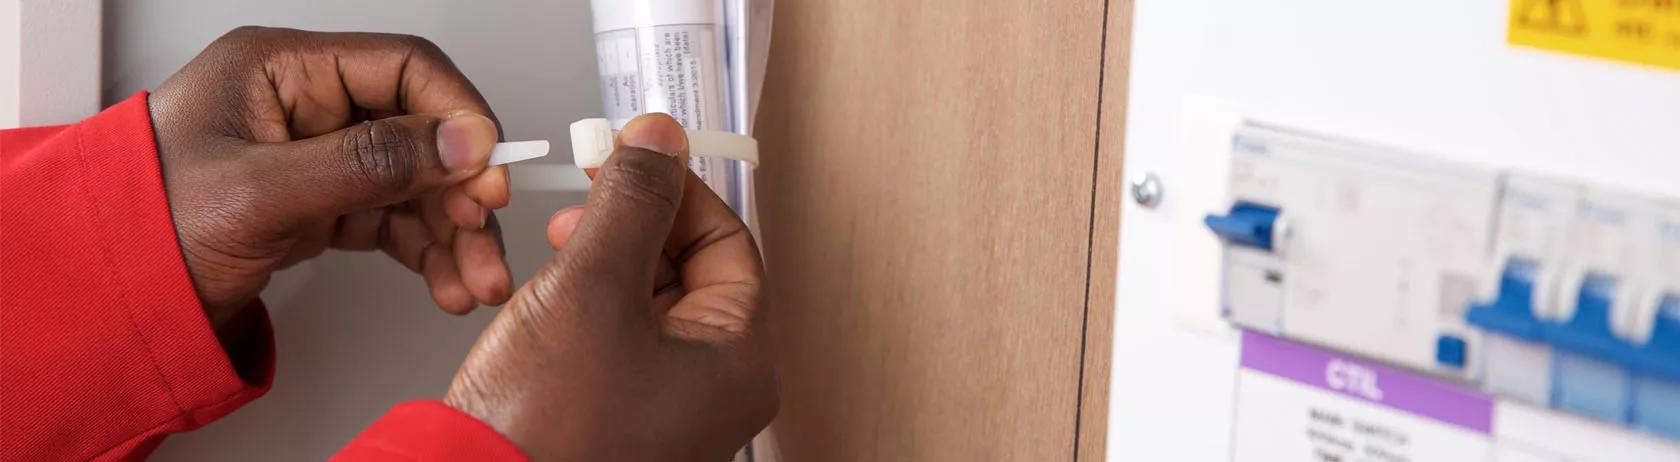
[1077,0,1134,459]
[753,0,1125,459]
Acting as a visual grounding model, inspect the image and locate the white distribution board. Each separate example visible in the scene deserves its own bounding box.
[1109,0,1680,460]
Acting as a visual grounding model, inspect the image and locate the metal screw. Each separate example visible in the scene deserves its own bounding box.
[1130,172,1163,208]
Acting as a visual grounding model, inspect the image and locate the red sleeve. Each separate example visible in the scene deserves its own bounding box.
[333,400,529,461]
[1,92,276,461]
[1,92,527,461]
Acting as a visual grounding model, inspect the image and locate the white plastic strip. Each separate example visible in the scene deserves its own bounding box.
[488,140,550,166]
[569,117,759,169]
[509,163,593,192]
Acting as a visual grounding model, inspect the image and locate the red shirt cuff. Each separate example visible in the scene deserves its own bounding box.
[334,400,529,461]
[79,91,277,420]
[1,91,274,460]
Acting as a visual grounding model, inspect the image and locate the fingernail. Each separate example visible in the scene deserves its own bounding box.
[557,206,585,220]
[437,112,498,173]
[618,113,687,157]
[478,206,488,229]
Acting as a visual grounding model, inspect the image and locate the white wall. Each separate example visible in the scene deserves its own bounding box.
[1,1,100,129]
[1109,0,1680,460]
[20,1,99,126]
[100,1,601,459]
[1,0,18,128]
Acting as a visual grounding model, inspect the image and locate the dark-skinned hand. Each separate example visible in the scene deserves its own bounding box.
[444,114,778,460]
[149,26,513,341]
[152,26,774,459]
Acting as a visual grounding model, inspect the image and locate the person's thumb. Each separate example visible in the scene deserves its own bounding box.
[543,113,690,320]
[243,112,498,222]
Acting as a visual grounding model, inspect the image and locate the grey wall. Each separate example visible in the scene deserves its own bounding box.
[102,1,598,459]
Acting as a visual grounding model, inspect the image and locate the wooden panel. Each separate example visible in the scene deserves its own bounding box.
[1076,0,1134,459]
[753,0,1108,459]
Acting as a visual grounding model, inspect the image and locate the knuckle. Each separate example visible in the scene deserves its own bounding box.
[412,36,448,58]
[391,33,449,63]
[215,26,279,51]
[208,27,260,56]
[207,26,288,67]
[219,25,266,42]
[340,119,424,193]
[596,152,681,209]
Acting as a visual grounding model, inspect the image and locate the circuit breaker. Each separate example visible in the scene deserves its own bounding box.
[1204,121,1680,442]
[1204,123,1498,378]
[1467,175,1680,437]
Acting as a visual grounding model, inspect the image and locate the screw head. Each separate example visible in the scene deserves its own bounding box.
[1130,172,1163,208]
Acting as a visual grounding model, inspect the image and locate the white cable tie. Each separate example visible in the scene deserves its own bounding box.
[569,118,759,169]
[487,140,551,166]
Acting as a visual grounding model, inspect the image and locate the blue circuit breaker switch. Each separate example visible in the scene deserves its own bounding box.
[1204,202,1282,251]
[1632,294,1680,439]
[1467,258,1554,404]
[1435,335,1467,368]
[1547,273,1636,423]
[1467,259,1546,340]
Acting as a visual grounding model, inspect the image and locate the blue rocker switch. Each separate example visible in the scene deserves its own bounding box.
[1466,258,1546,340]
[1465,259,1551,402]
[1204,202,1281,251]
[1547,273,1636,423]
[1632,294,1680,439]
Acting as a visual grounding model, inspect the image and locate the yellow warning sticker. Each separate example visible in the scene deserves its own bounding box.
[1508,0,1680,71]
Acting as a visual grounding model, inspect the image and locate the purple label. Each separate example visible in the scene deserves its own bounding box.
[1240,331,1495,434]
